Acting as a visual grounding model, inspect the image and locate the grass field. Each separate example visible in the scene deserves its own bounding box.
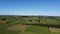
[0,16,60,34]
[25,25,49,34]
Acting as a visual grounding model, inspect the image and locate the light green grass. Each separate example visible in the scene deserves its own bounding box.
[40,17,60,25]
[25,25,49,34]
[0,16,60,34]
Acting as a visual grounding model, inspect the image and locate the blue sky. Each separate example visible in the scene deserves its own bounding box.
[0,0,60,16]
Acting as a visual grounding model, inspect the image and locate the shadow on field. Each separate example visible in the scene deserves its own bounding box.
[23,23,60,28]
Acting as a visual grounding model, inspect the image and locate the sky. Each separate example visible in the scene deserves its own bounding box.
[0,0,60,16]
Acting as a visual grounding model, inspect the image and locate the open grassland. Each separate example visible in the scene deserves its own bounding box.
[25,25,49,34]
[0,16,60,34]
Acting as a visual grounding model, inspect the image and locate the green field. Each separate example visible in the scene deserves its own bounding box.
[0,16,60,34]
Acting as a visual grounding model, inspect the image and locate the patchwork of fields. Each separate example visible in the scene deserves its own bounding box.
[0,15,60,34]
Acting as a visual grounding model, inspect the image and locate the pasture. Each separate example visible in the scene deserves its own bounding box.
[0,15,60,34]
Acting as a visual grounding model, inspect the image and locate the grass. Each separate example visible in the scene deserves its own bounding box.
[0,30,20,34]
[7,25,28,31]
[0,17,23,34]
[20,32,40,34]
[25,25,49,34]
[0,16,60,34]
[51,32,60,34]
[40,17,60,25]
